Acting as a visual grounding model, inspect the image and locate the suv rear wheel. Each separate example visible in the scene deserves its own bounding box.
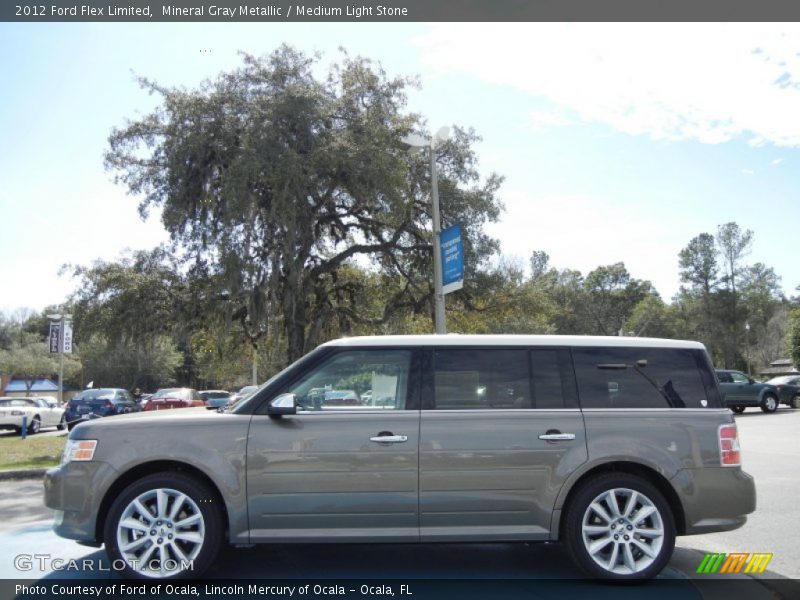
[760,394,778,413]
[563,473,676,580]
[103,473,223,579]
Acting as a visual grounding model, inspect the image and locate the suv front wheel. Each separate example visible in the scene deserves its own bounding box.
[103,472,223,579]
[563,473,676,580]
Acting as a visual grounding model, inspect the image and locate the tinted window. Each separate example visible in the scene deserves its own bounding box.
[432,349,530,409]
[716,371,733,383]
[573,347,710,409]
[288,350,411,410]
[531,349,579,409]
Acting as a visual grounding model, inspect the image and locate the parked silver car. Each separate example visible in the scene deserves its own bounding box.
[44,335,755,581]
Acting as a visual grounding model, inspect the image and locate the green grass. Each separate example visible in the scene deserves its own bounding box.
[0,435,66,471]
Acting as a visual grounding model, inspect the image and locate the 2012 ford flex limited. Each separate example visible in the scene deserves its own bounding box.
[44,335,756,581]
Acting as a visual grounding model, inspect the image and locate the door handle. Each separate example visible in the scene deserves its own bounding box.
[538,432,576,441]
[370,435,408,444]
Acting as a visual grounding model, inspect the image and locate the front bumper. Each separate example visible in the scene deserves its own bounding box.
[43,461,120,543]
[671,467,756,535]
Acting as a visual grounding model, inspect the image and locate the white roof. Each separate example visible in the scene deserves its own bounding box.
[321,334,706,350]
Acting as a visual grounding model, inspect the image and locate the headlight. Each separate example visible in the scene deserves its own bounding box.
[62,439,98,464]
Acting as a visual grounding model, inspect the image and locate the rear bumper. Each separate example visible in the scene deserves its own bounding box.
[0,416,24,428]
[671,467,756,535]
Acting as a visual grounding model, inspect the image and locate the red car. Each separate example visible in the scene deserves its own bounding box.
[142,388,206,411]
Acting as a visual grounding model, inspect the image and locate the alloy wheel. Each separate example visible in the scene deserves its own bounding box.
[580,487,665,575]
[116,488,205,578]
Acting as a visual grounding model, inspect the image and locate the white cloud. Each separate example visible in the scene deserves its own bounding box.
[415,24,800,147]
[742,169,755,175]
[772,158,785,165]
[485,190,683,299]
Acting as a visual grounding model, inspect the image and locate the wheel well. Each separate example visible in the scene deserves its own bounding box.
[559,462,687,537]
[95,460,229,543]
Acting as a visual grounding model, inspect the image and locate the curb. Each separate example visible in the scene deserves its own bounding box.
[0,468,49,481]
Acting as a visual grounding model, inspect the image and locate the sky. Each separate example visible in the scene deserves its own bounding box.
[1,22,799,314]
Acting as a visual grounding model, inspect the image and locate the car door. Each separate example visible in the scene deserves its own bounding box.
[716,371,735,404]
[31,399,55,427]
[419,347,587,541]
[728,371,755,404]
[246,348,421,543]
[45,399,62,426]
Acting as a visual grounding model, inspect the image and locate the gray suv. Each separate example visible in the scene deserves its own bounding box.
[44,335,755,581]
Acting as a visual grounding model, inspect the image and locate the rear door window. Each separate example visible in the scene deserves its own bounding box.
[717,371,733,383]
[530,349,579,409]
[432,349,531,409]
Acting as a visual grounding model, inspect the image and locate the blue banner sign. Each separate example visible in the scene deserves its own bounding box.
[440,224,464,294]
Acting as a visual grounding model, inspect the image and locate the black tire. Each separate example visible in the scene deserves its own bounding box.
[57,414,67,431]
[563,473,676,580]
[760,394,778,413]
[730,406,745,414]
[27,416,41,435]
[104,472,223,579]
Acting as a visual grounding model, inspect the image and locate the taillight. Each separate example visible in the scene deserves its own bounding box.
[719,423,741,466]
[104,400,114,408]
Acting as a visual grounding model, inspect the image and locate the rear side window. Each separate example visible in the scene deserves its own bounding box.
[430,348,578,410]
[573,347,710,409]
[433,349,531,409]
[531,349,579,409]
[716,371,733,383]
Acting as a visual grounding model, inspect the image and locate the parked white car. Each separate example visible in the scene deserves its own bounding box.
[0,396,66,434]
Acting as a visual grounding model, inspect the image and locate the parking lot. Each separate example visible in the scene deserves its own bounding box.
[0,407,797,598]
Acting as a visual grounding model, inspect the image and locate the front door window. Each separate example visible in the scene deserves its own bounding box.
[287,350,412,410]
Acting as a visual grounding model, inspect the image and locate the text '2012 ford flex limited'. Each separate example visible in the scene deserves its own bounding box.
[44,335,756,581]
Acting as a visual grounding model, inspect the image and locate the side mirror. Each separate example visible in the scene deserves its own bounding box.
[268,393,298,417]
[748,377,755,384]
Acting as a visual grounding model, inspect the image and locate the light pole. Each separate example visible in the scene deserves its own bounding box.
[401,126,450,334]
[47,313,73,405]
[745,322,751,377]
